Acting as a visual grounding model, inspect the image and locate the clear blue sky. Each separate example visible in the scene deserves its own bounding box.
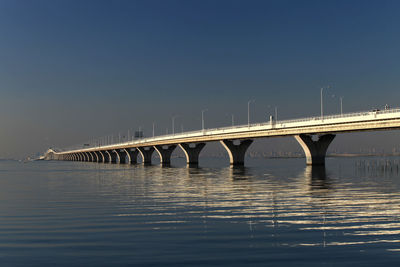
[1,0,400,158]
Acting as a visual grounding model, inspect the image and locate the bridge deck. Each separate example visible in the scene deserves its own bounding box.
[57,108,400,155]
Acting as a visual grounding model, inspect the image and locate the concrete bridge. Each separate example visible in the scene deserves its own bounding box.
[44,108,400,166]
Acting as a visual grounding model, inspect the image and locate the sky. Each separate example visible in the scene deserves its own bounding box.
[1,0,400,159]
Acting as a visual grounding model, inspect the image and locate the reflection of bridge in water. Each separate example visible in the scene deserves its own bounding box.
[45,108,400,167]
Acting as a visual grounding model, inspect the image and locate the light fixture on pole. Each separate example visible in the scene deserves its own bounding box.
[321,87,324,120]
[202,109,208,130]
[248,99,255,127]
[172,116,179,135]
[340,97,343,115]
[320,86,330,120]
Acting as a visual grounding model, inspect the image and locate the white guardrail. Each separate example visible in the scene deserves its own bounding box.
[60,108,400,153]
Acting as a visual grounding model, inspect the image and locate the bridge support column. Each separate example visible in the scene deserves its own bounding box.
[100,151,109,163]
[154,145,177,165]
[104,151,112,163]
[90,151,99,162]
[79,152,84,161]
[137,147,155,165]
[294,134,336,166]
[115,150,127,164]
[84,152,90,162]
[220,139,253,166]
[124,148,139,164]
[107,150,118,163]
[179,143,206,166]
[93,151,102,163]
[89,152,95,162]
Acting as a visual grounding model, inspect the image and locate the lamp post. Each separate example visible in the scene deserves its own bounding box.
[172,116,179,135]
[340,97,343,116]
[153,122,155,137]
[320,87,324,120]
[202,109,208,130]
[248,100,255,127]
[232,114,234,126]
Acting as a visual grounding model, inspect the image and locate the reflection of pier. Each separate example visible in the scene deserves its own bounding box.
[304,165,330,191]
[229,166,248,181]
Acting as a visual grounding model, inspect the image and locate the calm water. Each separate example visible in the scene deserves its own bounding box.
[1,157,400,266]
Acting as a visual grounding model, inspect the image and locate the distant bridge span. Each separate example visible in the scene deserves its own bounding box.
[45,108,400,166]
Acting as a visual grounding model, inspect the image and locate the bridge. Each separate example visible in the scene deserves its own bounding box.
[44,108,400,166]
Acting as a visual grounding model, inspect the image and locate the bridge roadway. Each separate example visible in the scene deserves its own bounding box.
[45,108,400,166]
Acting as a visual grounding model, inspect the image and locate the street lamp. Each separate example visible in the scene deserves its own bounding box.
[267,105,278,122]
[340,97,343,116]
[248,100,255,127]
[320,86,330,120]
[202,109,208,130]
[321,87,324,119]
[153,122,155,137]
[172,116,179,135]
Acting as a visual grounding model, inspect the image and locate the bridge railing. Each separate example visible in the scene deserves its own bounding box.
[60,107,400,152]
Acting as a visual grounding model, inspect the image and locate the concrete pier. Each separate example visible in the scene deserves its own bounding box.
[100,151,110,163]
[108,150,118,163]
[178,143,206,166]
[220,139,253,166]
[93,151,102,163]
[137,146,155,165]
[124,148,139,164]
[154,145,177,165]
[84,152,90,162]
[89,152,95,162]
[294,134,336,165]
[115,149,127,164]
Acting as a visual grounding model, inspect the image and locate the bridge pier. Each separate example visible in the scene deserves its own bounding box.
[91,151,99,162]
[84,152,90,162]
[154,145,177,165]
[123,148,138,164]
[179,143,206,166]
[107,150,118,163]
[220,139,253,166]
[115,149,127,164]
[89,152,95,162]
[294,134,336,165]
[93,151,102,163]
[137,147,155,165]
[100,151,110,163]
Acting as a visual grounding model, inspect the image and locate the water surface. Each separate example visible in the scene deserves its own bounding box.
[1,157,400,266]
